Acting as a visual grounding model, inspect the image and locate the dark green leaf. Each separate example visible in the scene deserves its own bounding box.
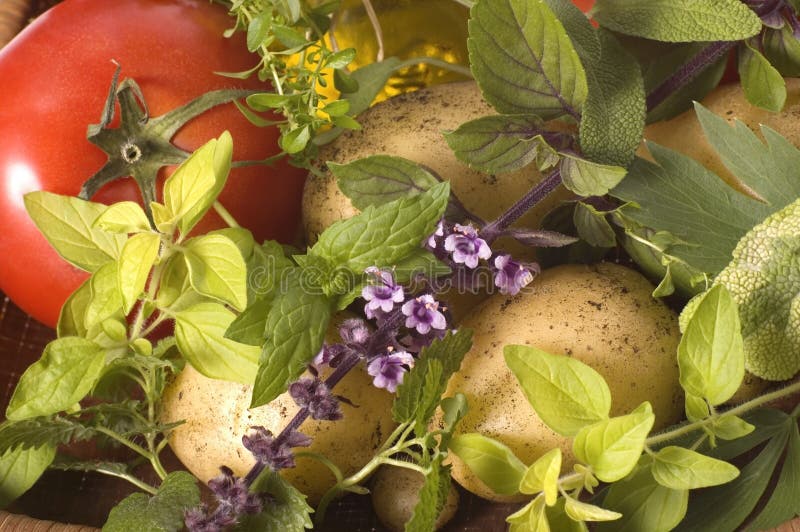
[237,471,313,532]
[573,202,616,248]
[0,444,55,509]
[763,25,800,77]
[103,472,200,532]
[225,298,272,346]
[0,417,97,454]
[406,458,451,532]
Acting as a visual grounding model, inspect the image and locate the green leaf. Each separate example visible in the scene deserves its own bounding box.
[503,345,611,437]
[0,444,55,509]
[281,125,311,154]
[684,393,709,423]
[573,202,616,248]
[24,191,126,272]
[599,459,688,532]
[564,497,621,522]
[225,298,272,346]
[592,0,762,42]
[468,0,587,119]
[85,262,124,330]
[507,495,550,532]
[707,408,789,461]
[520,448,562,505]
[711,414,755,441]
[444,114,559,174]
[449,433,526,496]
[572,402,655,483]
[183,233,248,311]
[153,253,199,311]
[103,471,200,532]
[247,240,295,305]
[237,471,313,532]
[58,277,92,337]
[330,155,440,210]
[250,285,331,407]
[7,337,105,421]
[677,285,745,404]
[406,458,452,532]
[652,446,739,489]
[161,132,232,235]
[763,25,800,77]
[439,393,469,448]
[746,422,800,531]
[739,40,786,113]
[309,182,449,273]
[118,232,160,313]
[559,154,627,197]
[546,498,589,532]
[325,48,356,70]
[174,302,260,384]
[393,249,452,283]
[93,201,152,234]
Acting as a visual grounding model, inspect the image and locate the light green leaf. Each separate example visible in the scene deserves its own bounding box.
[573,202,615,248]
[507,495,550,532]
[325,48,356,70]
[504,345,611,437]
[444,114,559,174]
[652,446,739,489]
[118,232,160,313]
[162,132,233,235]
[440,393,469,448]
[468,0,587,118]
[564,497,621,522]
[0,444,55,509]
[520,448,562,505]
[183,234,248,311]
[280,125,311,154]
[592,0,762,42]
[739,40,786,113]
[678,285,745,404]
[93,201,151,234]
[153,253,198,311]
[712,414,755,441]
[546,498,589,532]
[58,277,92,338]
[684,393,709,423]
[24,191,126,272]
[449,433,526,496]
[573,402,655,483]
[85,262,124,330]
[559,154,627,197]
[7,337,105,420]
[174,302,260,385]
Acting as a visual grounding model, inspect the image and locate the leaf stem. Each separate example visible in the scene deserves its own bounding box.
[212,200,241,228]
[99,468,159,495]
[95,426,152,460]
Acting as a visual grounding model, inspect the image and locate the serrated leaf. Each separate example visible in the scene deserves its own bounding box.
[225,298,272,346]
[174,302,260,385]
[520,448,562,505]
[247,240,295,305]
[573,402,655,483]
[93,201,152,234]
[330,155,440,210]
[0,444,55,509]
[183,234,248,311]
[504,345,611,437]
[712,414,755,441]
[559,154,627,197]
[592,0,762,42]
[103,471,200,532]
[652,446,739,489]
[468,0,587,119]
[573,202,615,248]
[24,191,126,272]
[406,458,451,532]
[118,232,160,313]
[449,433,526,496]
[237,471,313,532]
[564,497,621,522]
[444,114,559,174]
[739,40,786,113]
[7,337,105,421]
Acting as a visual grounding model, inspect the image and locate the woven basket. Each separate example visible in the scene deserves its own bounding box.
[0,1,798,531]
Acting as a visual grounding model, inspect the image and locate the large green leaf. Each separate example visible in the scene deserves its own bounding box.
[449,433,526,496]
[103,472,200,532]
[183,233,248,311]
[0,444,55,509]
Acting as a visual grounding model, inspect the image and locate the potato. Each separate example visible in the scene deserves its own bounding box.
[160,316,396,504]
[441,263,683,501]
[371,465,459,531]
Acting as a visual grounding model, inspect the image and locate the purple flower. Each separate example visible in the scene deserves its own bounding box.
[401,294,447,334]
[185,505,226,532]
[362,267,404,318]
[400,327,447,353]
[427,219,445,248]
[289,377,342,421]
[242,427,311,472]
[339,318,370,346]
[444,224,491,268]
[367,349,415,392]
[493,254,535,296]
[184,467,261,532]
[313,343,346,368]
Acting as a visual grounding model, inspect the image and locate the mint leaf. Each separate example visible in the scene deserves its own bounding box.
[330,155,439,210]
[174,302,260,384]
[468,0,587,119]
[309,182,448,273]
[504,345,611,437]
[118,232,161,313]
[247,240,295,305]
[103,471,200,532]
[449,433,526,496]
[225,298,272,346]
[250,284,331,407]
[7,337,105,421]
[24,191,126,272]
[444,114,559,174]
[652,447,739,490]
[739,40,786,113]
[237,471,313,532]
[0,444,55,509]
[93,201,151,234]
[519,448,561,504]
[592,0,762,42]
[184,233,248,311]
[559,154,627,197]
[406,458,452,532]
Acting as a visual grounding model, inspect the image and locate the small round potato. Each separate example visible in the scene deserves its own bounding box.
[371,465,459,531]
[441,263,684,501]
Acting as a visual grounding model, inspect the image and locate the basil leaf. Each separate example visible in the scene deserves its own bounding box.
[564,497,621,522]
[519,448,562,504]
[103,471,200,532]
[449,433,526,496]
[468,0,587,119]
[7,337,105,421]
[711,414,755,441]
[118,232,161,313]
[24,191,126,273]
[572,402,655,483]
[237,471,313,532]
[592,0,762,42]
[0,444,55,509]
[652,447,739,490]
[183,233,248,311]
[739,40,786,113]
[503,345,611,437]
[174,302,260,385]
[406,458,451,532]
[559,154,627,197]
[93,201,151,234]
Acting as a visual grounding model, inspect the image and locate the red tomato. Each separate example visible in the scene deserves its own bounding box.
[0,0,307,328]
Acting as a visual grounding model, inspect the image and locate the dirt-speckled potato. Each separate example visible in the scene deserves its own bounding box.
[441,263,684,501]
[160,316,396,504]
[371,465,459,531]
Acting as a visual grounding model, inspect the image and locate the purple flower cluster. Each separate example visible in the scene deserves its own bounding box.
[184,466,261,531]
[242,427,311,472]
[289,377,342,421]
[367,348,415,393]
